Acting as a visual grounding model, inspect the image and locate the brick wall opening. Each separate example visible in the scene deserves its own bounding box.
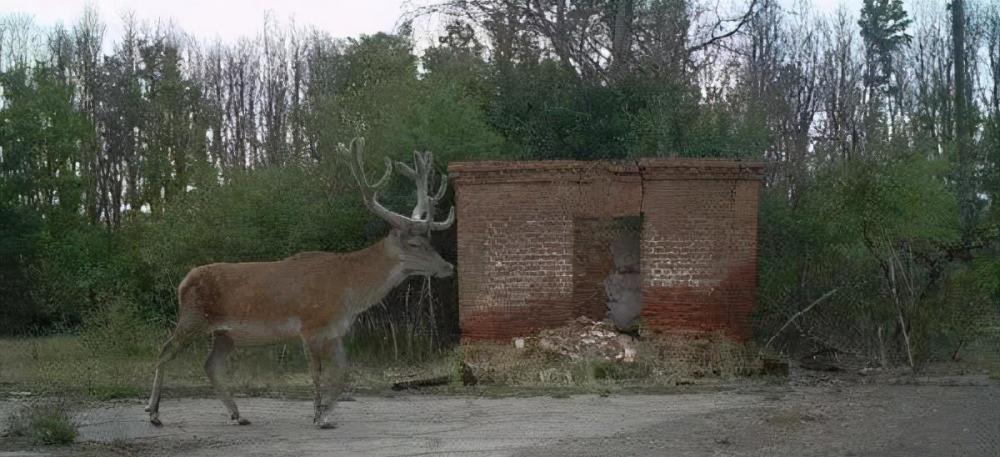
[604,216,642,331]
[571,215,643,330]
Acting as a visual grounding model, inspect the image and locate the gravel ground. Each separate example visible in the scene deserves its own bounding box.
[1,376,998,456]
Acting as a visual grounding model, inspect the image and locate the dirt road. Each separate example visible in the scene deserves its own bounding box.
[2,377,998,456]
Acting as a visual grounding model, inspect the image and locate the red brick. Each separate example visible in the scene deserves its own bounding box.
[450,159,762,341]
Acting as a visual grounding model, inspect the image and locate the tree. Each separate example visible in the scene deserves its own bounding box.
[0,65,92,212]
[858,0,911,129]
[951,0,975,232]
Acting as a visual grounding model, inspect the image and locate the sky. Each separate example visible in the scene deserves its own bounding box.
[2,0,865,48]
[3,0,423,44]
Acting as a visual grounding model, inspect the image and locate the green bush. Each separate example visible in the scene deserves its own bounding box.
[752,154,998,366]
[4,402,77,445]
[919,259,1000,360]
[139,165,375,318]
[0,203,42,334]
[79,295,165,358]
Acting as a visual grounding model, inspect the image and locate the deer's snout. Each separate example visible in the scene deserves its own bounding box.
[437,261,455,278]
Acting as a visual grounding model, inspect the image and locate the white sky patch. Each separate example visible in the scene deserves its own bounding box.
[2,0,415,44]
[6,0,869,49]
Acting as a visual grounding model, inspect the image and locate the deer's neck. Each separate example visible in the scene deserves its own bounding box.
[342,237,408,315]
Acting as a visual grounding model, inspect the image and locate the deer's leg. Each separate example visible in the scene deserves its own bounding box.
[205,331,249,425]
[303,336,326,423]
[146,322,200,426]
[315,336,348,429]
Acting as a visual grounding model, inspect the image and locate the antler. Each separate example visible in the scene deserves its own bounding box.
[395,150,454,232]
[338,137,409,228]
[339,138,454,231]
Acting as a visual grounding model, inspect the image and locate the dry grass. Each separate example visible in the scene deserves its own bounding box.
[460,332,765,387]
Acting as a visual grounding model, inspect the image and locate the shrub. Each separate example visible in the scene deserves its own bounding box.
[79,295,165,358]
[4,402,77,445]
[139,165,374,319]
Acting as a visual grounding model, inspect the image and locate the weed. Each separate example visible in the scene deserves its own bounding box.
[4,402,77,445]
[87,384,143,401]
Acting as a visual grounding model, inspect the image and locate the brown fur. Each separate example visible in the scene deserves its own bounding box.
[146,230,452,428]
[179,238,401,342]
[146,137,454,428]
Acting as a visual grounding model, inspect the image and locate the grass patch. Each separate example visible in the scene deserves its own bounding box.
[87,384,144,401]
[459,332,764,388]
[0,325,771,401]
[0,334,459,400]
[590,359,645,380]
[4,402,78,445]
[0,330,767,401]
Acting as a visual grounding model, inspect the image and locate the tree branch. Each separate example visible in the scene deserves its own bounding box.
[764,287,841,352]
[687,0,760,54]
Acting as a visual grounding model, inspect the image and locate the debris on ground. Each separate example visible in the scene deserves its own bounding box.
[391,375,451,391]
[517,317,637,363]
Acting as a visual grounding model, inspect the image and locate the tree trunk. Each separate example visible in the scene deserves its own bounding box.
[952,0,973,232]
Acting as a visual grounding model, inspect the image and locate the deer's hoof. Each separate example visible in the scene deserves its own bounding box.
[150,417,163,427]
[236,418,251,426]
[318,421,337,430]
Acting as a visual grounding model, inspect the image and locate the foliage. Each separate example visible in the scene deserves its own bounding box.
[859,0,912,90]
[0,65,92,211]
[0,202,42,333]
[139,165,375,317]
[27,216,130,329]
[79,295,165,358]
[0,2,997,370]
[4,402,78,445]
[756,152,997,365]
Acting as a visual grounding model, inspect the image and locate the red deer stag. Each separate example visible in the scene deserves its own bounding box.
[145,137,454,428]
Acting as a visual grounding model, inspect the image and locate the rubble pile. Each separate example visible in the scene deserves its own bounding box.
[518,317,637,363]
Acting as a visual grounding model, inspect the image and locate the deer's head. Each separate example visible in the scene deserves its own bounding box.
[339,137,455,278]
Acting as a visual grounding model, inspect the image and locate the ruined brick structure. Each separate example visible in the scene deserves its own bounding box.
[448,159,763,341]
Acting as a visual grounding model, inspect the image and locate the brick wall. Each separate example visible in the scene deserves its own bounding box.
[449,159,761,341]
[638,160,761,340]
[572,217,619,321]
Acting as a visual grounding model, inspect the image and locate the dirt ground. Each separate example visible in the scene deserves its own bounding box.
[1,374,998,457]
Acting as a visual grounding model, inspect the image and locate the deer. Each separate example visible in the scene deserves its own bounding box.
[145,137,454,429]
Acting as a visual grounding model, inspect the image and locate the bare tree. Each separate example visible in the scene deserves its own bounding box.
[733,0,820,196]
[413,0,758,84]
[259,14,290,166]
